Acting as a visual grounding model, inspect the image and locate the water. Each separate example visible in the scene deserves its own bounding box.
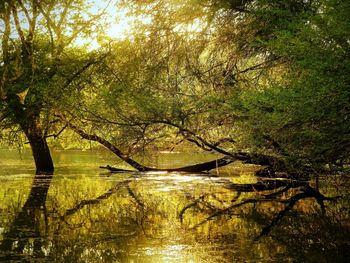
[0,149,349,262]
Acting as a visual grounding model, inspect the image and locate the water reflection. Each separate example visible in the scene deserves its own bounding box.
[0,169,349,262]
[0,174,52,261]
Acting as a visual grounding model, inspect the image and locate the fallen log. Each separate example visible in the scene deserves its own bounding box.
[68,122,149,171]
[100,156,234,173]
[66,120,300,176]
[99,165,135,173]
[65,121,236,173]
[169,156,233,172]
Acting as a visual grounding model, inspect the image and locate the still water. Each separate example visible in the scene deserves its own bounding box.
[0,149,349,262]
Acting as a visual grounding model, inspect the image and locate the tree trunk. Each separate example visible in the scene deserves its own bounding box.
[25,131,54,174]
[67,122,235,173]
[8,92,54,174]
[66,120,311,177]
[101,156,234,173]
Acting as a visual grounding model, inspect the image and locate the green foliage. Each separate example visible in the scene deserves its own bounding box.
[1,0,349,172]
[0,0,109,162]
[229,0,350,167]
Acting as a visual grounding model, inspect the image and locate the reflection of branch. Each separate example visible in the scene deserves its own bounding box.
[181,181,328,234]
[190,198,276,229]
[263,185,292,198]
[257,185,341,239]
[180,180,299,227]
[61,180,131,219]
[179,192,241,223]
[225,180,306,192]
[125,185,154,238]
[60,176,155,223]
[179,195,206,223]
[256,193,308,240]
[126,185,145,209]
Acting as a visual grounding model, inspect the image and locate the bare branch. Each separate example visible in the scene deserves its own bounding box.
[44,124,68,139]
[57,0,74,28]
[10,4,26,46]
[0,4,11,99]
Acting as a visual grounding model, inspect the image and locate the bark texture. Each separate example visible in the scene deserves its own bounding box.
[26,132,54,174]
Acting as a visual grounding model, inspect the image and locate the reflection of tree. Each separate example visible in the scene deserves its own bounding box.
[0,174,143,261]
[179,179,339,239]
[0,172,346,262]
[0,175,52,261]
[61,179,132,219]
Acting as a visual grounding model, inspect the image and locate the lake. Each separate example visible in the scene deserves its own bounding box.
[0,149,349,262]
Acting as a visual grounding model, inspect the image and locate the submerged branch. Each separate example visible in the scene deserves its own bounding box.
[64,118,235,173]
[67,122,149,171]
[100,156,234,173]
[156,120,291,174]
[61,115,311,177]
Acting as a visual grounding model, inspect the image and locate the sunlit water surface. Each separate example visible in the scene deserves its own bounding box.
[0,149,349,262]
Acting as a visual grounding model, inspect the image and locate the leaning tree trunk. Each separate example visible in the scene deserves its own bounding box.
[66,122,235,173]
[24,128,54,175]
[100,156,234,173]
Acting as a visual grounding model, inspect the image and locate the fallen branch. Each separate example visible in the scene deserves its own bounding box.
[64,118,309,176]
[99,165,134,172]
[101,156,234,173]
[68,122,149,171]
[67,121,235,173]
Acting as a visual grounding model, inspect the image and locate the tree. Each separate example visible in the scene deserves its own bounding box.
[225,0,350,169]
[104,0,349,175]
[0,0,107,173]
[58,0,286,175]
